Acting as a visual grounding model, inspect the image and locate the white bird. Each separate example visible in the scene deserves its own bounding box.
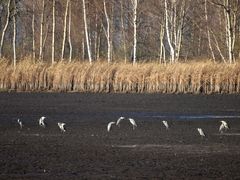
[39,116,46,128]
[17,119,23,129]
[219,120,229,133]
[162,120,169,130]
[128,118,137,130]
[116,116,125,127]
[107,122,116,132]
[197,128,205,137]
[58,122,66,132]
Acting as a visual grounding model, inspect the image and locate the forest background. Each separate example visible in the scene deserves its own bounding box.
[0,0,239,93]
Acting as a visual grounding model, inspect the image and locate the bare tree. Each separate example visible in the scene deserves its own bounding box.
[43,22,49,56]
[159,24,165,64]
[0,0,11,59]
[93,8,98,61]
[211,30,226,63]
[223,0,236,63]
[39,0,45,61]
[52,0,55,64]
[175,0,186,62]
[131,0,138,64]
[12,0,16,68]
[82,0,92,64]
[82,30,85,60]
[68,0,72,62]
[205,0,215,62]
[120,0,127,63]
[32,1,35,61]
[103,0,111,63]
[61,0,70,61]
[164,0,175,63]
[210,0,238,63]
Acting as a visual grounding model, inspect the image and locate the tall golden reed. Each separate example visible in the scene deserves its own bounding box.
[0,58,239,94]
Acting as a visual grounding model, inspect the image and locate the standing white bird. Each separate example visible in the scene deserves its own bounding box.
[128,118,137,130]
[116,117,125,127]
[162,120,169,130]
[39,116,46,128]
[107,122,116,132]
[197,128,205,137]
[58,122,66,132]
[219,120,229,133]
[17,119,23,129]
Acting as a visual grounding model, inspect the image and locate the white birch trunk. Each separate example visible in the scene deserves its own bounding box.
[39,0,45,61]
[159,24,164,64]
[173,1,177,52]
[224,0,235,63]
[82,0,92,64]
[110,4,114,61]
[163,44,166,64]
[164,0,175,63]
[132,0,137,64]
[198,30,201,56]
[43,22,49,53]
[211,0,236,63]
[120,0,127,63]
[68,0,72,62]
[96,25,102,61]
[32,1,35,61]
[175,0,185,62]
[204,0,215,62]
[176,27,182,61]
[0,0,11,59]
[103,0,111,63]
[52,0,55,64]
[82,33,85,60]
[94,11,98,61]
[232,12,236,63]
[211,31,226,63]
[61,0,70,61]
[13,0,16,69]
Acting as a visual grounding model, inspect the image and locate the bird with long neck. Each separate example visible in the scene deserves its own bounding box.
[128,118,137,130]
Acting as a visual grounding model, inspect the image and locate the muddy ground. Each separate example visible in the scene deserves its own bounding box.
[0,93,240,179]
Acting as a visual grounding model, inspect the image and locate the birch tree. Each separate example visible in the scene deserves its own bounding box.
[211,0,238,63]
[164,0,175,63]
[52,0,55,64]
[223,0,236,63]
[131,0,138,64]
[120,0,127,63]
[205,0,215,62]
[93,9,98,61]
[12,0,16,68]
[103,0,111,63]
[39,0,45,60]
[32,1,35,61]
[159,24,165,64]
[110,3,114,61]
[175,0,185,62]
[61,0,70,61]
[0,0,11,59]
[82,0,92,64]
[68,0,72,62]
[82,30,85,60]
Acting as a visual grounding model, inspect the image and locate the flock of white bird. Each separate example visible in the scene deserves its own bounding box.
[17,116,66,132]
[107,117,138,132]
[107,117,230,137]
[16,115,230,137]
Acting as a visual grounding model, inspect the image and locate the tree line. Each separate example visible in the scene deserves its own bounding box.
[0,0,239,67]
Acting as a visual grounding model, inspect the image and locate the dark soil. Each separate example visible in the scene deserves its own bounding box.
[0,93,240,179]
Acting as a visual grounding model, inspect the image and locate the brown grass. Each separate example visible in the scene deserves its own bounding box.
[0,58,239,94]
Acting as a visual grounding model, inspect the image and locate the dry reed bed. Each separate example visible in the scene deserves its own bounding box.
[0,59,239,94]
